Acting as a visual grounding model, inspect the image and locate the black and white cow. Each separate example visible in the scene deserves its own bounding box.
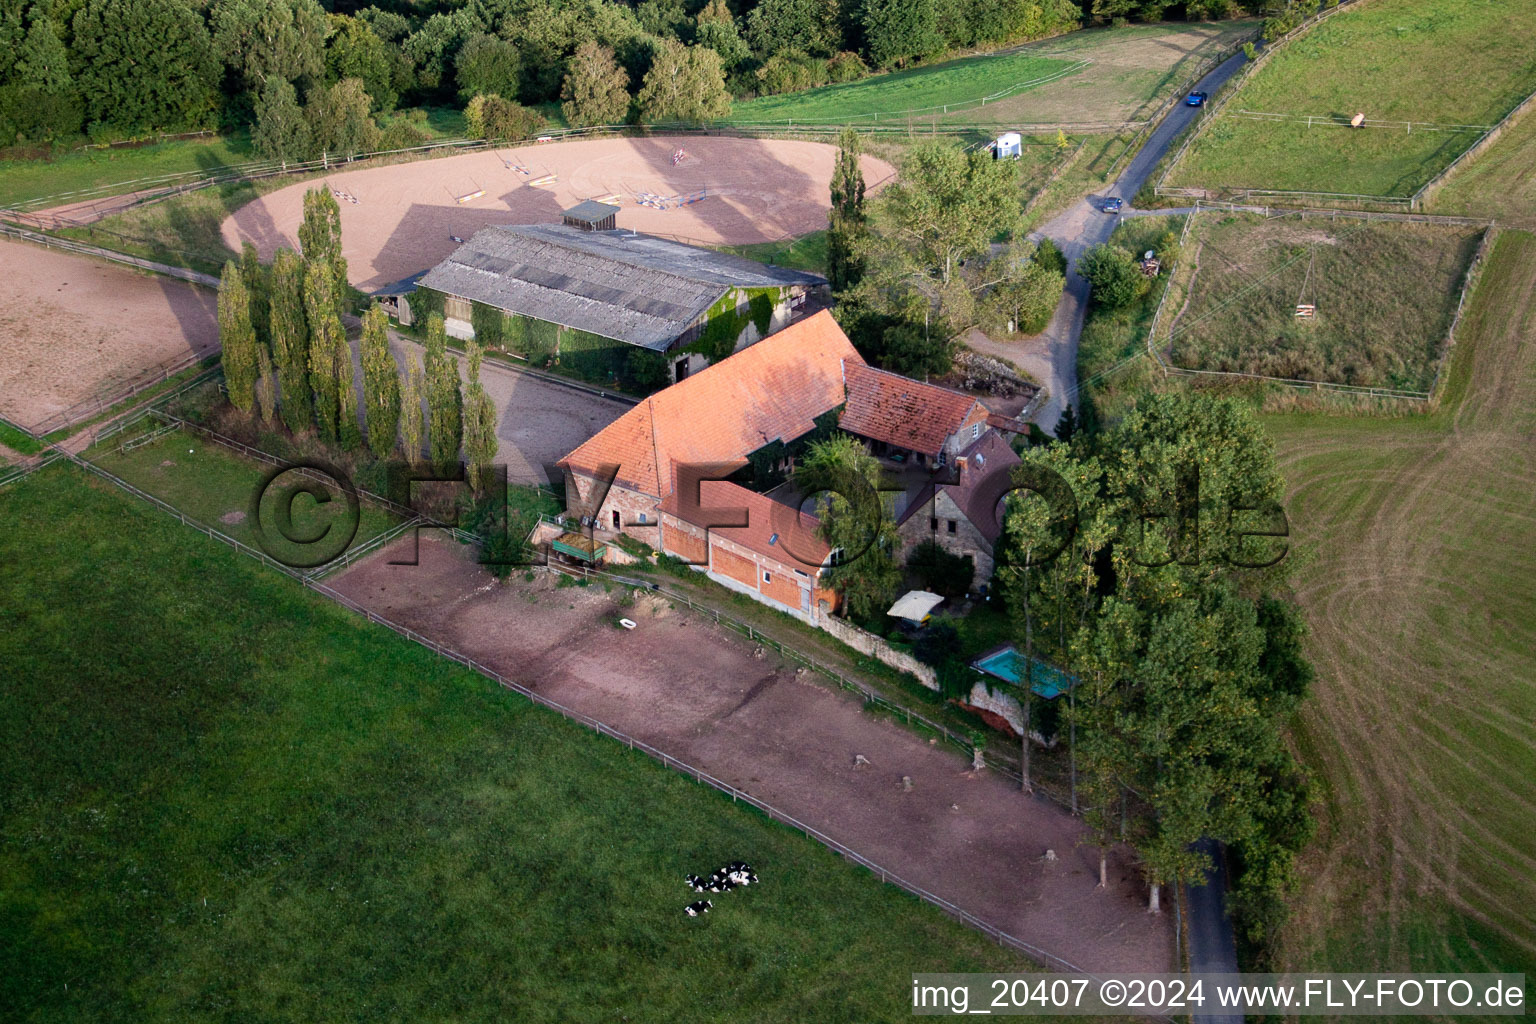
[684,900,712,917]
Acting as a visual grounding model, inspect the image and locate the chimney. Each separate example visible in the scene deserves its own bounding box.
[954,456,967,486]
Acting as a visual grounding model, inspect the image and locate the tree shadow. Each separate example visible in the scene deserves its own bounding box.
[369,187,566,292]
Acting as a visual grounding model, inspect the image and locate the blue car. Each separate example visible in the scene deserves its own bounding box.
[1186,91,1208,107]
[1102,197,1123,214]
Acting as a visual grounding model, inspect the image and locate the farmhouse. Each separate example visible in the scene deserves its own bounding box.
[558,309,1024,621]
[559,309,859,546]
[413,210,828,384]
[894,429,1021,580]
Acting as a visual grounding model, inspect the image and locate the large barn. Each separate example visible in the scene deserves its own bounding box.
[412,208,828,385]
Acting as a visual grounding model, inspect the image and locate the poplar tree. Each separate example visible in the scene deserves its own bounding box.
[360,305,401,459]
[255,345,278,426]
[337,334,363,452]
[268,247,312,433]
[827,128,868,293]
[240,242,269,346]
[298,186,348,316]
[461,340,498,491]
[399,352,425,465]
[217,261,258,414]
[303,259,343,442]
[424,313,462,473]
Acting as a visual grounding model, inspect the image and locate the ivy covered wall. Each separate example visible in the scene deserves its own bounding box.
[407,284,790,395]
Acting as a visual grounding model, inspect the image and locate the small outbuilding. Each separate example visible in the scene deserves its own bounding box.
[561,200,620,232]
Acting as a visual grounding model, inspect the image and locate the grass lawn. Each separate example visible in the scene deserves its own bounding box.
[1159,213,1483,391]
[1074,215,1186,430]
[1262,229,1536,977]
[1429,107,1536,229]
[726,21,1253,129]
[0,419,43,455]
[87,424,402,570]
[0,463,1044,1021]
[0,107,475,211]
[0,132,256,211]
[54,179,284,276]
[727,52,1081,125]
[1168,0,1536,197]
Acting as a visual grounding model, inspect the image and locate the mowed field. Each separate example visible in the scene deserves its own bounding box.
[0,464,1050,1022]
[1160,213,1483,391]
[222,137,894,292]
[1169,0,1536,197]
[729,21,1255,128]
[1429,107,1536,228]
[1263,230,1536,976]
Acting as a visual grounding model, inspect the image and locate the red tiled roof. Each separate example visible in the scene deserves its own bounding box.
[560,310,864,498]
[660,479,830,569]
[839,363,988,457]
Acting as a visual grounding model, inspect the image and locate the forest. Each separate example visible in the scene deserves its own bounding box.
[1,0,1287,152]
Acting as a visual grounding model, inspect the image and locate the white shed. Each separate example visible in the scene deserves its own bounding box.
[992,132,1023,160]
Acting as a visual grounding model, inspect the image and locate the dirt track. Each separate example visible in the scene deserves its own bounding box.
[0,240,218,430]
[328,537,1175,975]
[222,137,895,291]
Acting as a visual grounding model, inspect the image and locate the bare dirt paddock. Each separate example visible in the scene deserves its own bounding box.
[0,240,218,431]
[329,535,1175,975]
[221,137,895,292]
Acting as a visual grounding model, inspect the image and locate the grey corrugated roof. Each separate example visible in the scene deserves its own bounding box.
[416,224,825,351]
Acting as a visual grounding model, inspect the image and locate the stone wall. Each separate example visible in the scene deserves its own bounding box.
[818,615,938,690]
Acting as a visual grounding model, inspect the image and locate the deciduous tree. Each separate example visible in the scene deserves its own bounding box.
[360,305,400,459]
[560,41,630,127]
[827,127,868,293]
[252,77,311,161]
[218,261,259,414]
[255,345,278,425]
[211,0,326,98]
[636,39,730,124]
[424,313,462,473]
[268,247,312,433]
[298,186,348,316]
[240,242,269,345]
[461,340,499,491]
[399,352,424,464]
[1078,243,1148,309]
[324,13,400,111]
[306,76,379,159]
[71,0,219,133]
[796,434,902,621]
[693,0,750,74]
[303,258,344,442]
[454,32,520,101]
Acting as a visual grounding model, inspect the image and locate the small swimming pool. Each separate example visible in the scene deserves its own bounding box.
[972,646,1078,699]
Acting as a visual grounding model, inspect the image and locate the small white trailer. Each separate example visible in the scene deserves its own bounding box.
[991,132,1023,160]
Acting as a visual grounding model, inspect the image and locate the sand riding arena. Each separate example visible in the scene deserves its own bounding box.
[222,136,896,292]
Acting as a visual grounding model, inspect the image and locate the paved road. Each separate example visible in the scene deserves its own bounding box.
[969,48,1252,432]
[1187,839,1244,1024]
